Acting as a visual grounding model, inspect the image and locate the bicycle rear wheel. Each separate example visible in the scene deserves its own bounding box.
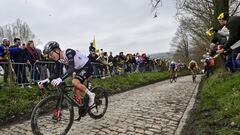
[31,95,74,135]
[88,87,108,119]
[192,74,196,83]
[170,74,173,83]
[174,75,177,82]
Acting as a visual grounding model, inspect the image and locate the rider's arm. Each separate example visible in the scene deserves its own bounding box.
[195,63,199,69]
[49,61,62,81]
[224,17,240,51]
[60,49,76,80]
[175,64,178,70]
[188,63,191,69]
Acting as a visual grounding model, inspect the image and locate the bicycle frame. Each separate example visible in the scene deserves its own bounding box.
[45,86,84,109]
[31,83,108,135]
[170,69,176,79]
[48,85,91,122]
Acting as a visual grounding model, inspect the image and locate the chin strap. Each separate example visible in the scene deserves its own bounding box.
[54,50,61,60]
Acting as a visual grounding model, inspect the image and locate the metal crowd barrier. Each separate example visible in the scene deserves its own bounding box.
[0,61,165,86]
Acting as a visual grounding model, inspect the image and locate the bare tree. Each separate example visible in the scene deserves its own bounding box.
[0,19,40,85]
[0,18,39,44]
[151,0,240,65]
[151,0,162,9]
[171,25,191,63]
[230,0,240,15]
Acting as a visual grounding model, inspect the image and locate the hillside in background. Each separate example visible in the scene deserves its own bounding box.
[149,51,175,59]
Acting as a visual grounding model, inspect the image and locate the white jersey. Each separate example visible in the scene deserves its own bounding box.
[59,49,89,70]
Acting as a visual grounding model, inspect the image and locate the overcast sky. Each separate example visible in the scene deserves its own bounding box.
[0,0,177,55]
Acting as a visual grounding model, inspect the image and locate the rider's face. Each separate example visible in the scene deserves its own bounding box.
[218,19,226,26]
[49,51,59,61]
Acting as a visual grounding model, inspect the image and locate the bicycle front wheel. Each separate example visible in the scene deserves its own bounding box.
[88,87,108,119]
[192,74,196,83]
[170,75,173,83]
[31,95,74,135]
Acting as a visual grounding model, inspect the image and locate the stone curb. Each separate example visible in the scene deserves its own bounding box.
[174,80,200,135]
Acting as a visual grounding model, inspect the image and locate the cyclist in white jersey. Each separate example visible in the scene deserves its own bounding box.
[38,41,95,107]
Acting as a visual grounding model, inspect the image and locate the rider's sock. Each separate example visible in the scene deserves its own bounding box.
[85,89,95,106]
[85,89,94,96]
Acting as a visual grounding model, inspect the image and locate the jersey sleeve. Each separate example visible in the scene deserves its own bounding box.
[49,61,62,80]
[60,49,76,80]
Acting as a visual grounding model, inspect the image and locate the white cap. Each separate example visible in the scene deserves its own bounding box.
[2,38,9,42]
[209,43,215,49]
[203,54,207,58]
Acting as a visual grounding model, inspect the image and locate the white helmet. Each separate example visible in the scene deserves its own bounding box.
[202,54,207,59]
[170,61,176,64]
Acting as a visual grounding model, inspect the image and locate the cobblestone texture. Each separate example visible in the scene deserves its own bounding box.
[0,75,199,135]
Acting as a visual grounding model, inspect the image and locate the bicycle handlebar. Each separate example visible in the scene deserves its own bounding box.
[41,82,73,93]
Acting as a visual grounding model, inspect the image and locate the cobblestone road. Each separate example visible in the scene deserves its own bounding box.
[0,75,199,135]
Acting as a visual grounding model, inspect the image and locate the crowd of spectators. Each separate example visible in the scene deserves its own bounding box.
[88,42,171,78]
[0,38,42,87]
[0,37,172,87]
[201,12,240,77]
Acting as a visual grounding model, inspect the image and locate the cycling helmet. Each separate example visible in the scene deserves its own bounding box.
[43,41,60,55]
[170,61,176,64]
[202,54,207,59]
[217,12,229,20]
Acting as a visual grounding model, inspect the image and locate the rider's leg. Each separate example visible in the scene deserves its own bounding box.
[72,79,95,106]
[72,87,82,103]
[174,69,177,77]
[191,69,194,76]
[192,69,196,80]
[174,70,177,81]
[170,69,173,78]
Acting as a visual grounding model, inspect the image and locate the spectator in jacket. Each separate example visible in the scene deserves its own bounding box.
[108,52,114,75]
[10,38,30,86]
[0,38,10,85]
[25,40,40,81]
[217,12,240,72]
[89,42,96,54]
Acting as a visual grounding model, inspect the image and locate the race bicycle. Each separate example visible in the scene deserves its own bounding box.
[170,70,177,83]
[192,70,197,83]
[189,68,198,83]
[31,81,108,135]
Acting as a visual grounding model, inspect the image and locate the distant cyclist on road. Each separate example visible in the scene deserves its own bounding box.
[188,60,199,81]
[169,60,178,81]
[188,60,199,74]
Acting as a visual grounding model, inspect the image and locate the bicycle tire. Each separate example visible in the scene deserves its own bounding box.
[193,75,196,83]
[88,87,108,119]
[31,95,74,135]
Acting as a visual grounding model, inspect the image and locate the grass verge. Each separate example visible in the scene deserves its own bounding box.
[181,69,240,135]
